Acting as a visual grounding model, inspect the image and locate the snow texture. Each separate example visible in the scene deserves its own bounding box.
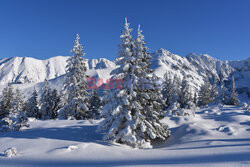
[0,105,249,166]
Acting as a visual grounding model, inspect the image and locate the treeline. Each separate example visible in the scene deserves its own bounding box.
[162,72,240,111]
[0,80,102,132]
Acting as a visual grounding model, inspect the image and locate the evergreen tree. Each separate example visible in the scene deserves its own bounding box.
[98,89,110,118]
[40,80,61,119]
[132,24,170,147]
[179,75,192,108]
[50,89,61,119]
[218,66,230,104]
[228,76,240,105]
[198,80,212,107]
[13,89,25,112]
[0,89,28,132]
[99,20,170,148]
[40,79,52,119]
[26,89,40,118]
[162,72,173,108]
[171,75,182,107]
[210,83,219,103]
[60,34,89,120]
[89,89,101,119]
[115,18,134,67]
[22,101,29,116]
[102,89,110,106]
[217,79,229,104]
[98,17,138,146]
[0,83,14,119]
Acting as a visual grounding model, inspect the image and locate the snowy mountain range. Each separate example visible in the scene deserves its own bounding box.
[0,56,116,84]
[0,49,249,99]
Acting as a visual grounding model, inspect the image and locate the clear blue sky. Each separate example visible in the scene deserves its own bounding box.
[0,0,249,61]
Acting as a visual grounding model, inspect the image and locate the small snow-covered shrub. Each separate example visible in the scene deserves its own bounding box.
[172,109,195,116]
[186,101,196,110]
[4,147,17,157]
[167,102,180,111]
[0,110,29,132]
[242,103,250,111]
[167,102,195,116]
[218,103,224,108]
[166,102,178,115]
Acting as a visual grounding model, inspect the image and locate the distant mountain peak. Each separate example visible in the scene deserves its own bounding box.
[0,49,249,99]
[0,56,115,84]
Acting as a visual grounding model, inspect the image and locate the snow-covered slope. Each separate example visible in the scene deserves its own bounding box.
[151,49,206,92]
[228,58,250,97]
[186,53,233,82]
[0,56,116,84]
[151,49,249,97]
[0,105,249,166]
[0,56,68,84]
[151,49,234,88]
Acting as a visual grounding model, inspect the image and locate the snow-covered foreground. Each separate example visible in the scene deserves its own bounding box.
[0,105,249,167]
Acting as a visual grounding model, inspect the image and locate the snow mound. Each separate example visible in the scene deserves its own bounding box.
[3,147,18,157]
[168,109,196,116]
[217,126,236,135]
[27,117,37,122]
[67,145,78,151]
[242,103,250,111]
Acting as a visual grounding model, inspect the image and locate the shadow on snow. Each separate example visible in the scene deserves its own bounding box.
[0,123,108,146]
[0,152,250,167]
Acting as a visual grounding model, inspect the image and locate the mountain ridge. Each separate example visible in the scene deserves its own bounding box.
[0,49,249,99]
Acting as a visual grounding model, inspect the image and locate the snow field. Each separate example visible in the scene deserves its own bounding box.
[0,105,249,167]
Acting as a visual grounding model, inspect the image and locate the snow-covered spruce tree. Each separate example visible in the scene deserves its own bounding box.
[99,20,170,148]
[60,34,89,120]
[26,89,40,119]
[98,89,110,118]
[228,76,240,105]
[50,89,61,119]
[171,75,182,107]
[218,66,230,104]
[0,89,28,132]
[89,89,101,119]
[0,83,14,119]
[13,89,25,113]
[40,79,53,119]
[40,80,61,119]
[198,80,212,107]
[162,72,173,108]
[101,89,110,107]
[179,75,192,108]
[98,17,138,146]
[133,24,170,146]
[217,80,229,104]
[210,83,219,103]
